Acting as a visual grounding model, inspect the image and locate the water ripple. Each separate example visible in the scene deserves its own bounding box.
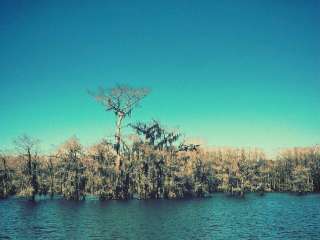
[0,193,320,240]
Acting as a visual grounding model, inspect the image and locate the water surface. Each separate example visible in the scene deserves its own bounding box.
[1,193,319,239]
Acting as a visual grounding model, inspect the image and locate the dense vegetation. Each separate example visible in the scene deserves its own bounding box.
[1,86,319,200]
[0,130,320,200]
[1,133,319,200]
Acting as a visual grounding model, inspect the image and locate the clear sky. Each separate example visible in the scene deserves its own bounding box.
[0,0,319,155]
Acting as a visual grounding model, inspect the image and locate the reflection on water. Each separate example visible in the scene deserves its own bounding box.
[1,193,320,239]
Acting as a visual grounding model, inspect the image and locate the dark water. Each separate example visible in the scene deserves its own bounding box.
[1,193,320,240]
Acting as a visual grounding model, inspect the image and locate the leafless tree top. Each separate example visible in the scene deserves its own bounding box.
[13,134,39,154]
[57,136,82,155]
[90,85,150,116]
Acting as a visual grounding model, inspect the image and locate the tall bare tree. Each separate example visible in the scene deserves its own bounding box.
[14,134,40,200]
[90,85,149,170]
[0,151,11,198]
[57,137,86,200]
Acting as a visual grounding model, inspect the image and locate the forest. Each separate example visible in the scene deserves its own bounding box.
[1,86,319,200]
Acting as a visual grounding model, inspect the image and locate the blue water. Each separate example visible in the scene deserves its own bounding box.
[1,193,319,240]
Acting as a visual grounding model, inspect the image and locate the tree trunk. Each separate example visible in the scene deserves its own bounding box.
[31,161,37,201]
[27,149,32,176]
[115,112,124,171]
[74,152,80,200]
[1,158,8,198]
[27,149,37,200]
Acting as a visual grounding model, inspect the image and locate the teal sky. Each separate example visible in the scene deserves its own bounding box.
[0,0,319,155]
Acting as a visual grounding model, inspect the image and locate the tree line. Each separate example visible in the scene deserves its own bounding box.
[1,85,319,200]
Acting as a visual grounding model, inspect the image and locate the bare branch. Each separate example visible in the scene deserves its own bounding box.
[90,85,150,117]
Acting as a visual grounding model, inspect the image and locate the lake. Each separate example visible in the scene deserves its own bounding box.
[0,193,319,240]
